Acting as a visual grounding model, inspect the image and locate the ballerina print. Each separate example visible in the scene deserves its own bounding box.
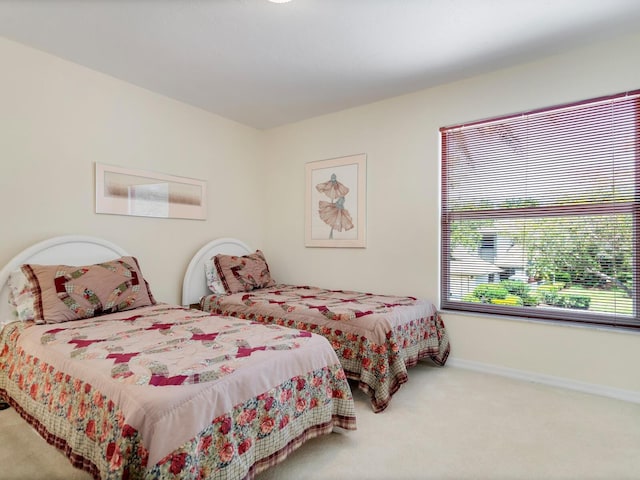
[316,174,355,239]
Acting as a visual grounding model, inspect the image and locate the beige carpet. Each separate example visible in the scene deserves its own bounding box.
[1,365,639,480]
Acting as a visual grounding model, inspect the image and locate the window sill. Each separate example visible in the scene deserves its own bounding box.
[439,308,640,336]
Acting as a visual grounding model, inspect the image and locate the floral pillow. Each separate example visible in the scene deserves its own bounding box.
[7,268,36,321]
[21,256,156,324]
[204,261,227,294]
[213,250,276,294]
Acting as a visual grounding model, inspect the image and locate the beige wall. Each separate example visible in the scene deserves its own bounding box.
[2,31,639,396]
[262,31,640,394]
[0,38,266,304]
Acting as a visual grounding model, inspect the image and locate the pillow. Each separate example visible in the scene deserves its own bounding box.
[204,260,227,294]
[7,268,36,321]
[213,250,276,294]
[21,256,156,324]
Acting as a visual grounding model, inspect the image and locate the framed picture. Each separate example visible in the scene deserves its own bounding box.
[95,163,207,220]
[305,153,366,248]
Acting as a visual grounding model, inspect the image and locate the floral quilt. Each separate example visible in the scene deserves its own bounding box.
[0,304,356,479]
[200,285,450,413]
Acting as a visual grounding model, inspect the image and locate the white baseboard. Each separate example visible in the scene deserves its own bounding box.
[447,357,640,404]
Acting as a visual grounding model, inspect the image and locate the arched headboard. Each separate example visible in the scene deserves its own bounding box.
[181,238,252,307]
[0,235,129,324]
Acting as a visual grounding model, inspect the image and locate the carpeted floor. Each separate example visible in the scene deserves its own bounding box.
[2,365,639,480]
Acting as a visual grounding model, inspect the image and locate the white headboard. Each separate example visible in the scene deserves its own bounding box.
[181,238,252,307]
[0,235,129,323]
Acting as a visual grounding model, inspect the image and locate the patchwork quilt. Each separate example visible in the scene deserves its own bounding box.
[0,304,356,479]
[200,285,450,412]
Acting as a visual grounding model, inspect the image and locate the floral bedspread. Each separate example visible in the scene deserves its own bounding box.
[200,285,450,413]
[0,304,356,479]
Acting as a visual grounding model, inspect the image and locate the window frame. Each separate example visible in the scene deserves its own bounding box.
[440,90,640,329]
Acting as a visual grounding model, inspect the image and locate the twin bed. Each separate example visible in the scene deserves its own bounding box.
[182,238,450,414]
[0,236,356,480]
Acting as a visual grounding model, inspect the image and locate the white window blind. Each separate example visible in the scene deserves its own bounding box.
[440,90,640,328]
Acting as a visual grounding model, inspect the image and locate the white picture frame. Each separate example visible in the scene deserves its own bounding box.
[95,163,206,220]
[305,153,366,248]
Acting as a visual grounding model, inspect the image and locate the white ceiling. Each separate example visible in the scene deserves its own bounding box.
[1,0,640,129]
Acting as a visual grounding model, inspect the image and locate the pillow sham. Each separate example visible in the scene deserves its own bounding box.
[21,256,156,324]
[204,260,227,294]
[7,268,36,321]
[213,250,276,294]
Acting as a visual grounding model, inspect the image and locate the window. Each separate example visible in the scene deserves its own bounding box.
[440,90,640,329]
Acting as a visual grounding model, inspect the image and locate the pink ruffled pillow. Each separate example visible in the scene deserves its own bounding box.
[22,256,156,324]
[213,250,276,294]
